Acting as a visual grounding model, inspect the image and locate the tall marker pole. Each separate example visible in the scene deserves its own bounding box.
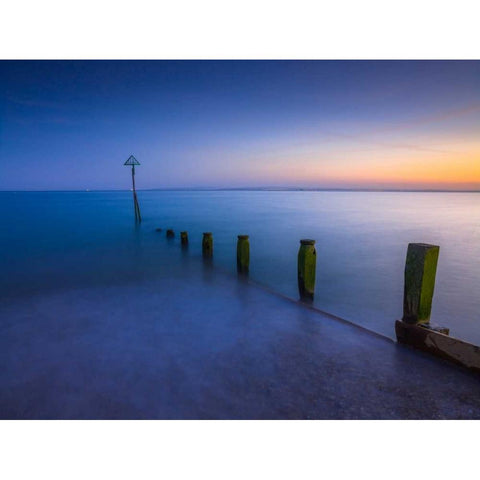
[124,155,142,222]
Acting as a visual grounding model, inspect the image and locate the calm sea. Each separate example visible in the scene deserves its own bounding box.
[1,190,479,343]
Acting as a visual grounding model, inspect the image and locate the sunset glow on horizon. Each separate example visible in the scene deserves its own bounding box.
[1,60,479,191]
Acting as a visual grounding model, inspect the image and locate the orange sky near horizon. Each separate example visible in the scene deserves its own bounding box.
[297,152,479,187]
[226,108,480,190]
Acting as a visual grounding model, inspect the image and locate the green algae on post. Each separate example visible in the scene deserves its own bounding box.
[237,235,250,274]
[180,231,189,246]
[298,239,316,301]
[202,232,213,257]
[402,243,440,324]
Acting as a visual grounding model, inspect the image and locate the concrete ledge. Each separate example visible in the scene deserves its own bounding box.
[395,320,480,373]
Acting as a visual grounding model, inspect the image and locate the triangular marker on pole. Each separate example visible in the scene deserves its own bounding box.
[124,155,142,222]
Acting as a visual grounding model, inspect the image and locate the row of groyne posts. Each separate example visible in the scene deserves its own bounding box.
[159,229,480,374]
[160,229,312,291]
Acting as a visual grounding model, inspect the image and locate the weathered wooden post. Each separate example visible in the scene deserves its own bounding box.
[396,242,480,373]
[298,239,316,301]
[237,235,250,274]
[402,243,439,325]
[166,229,175,238]
[180,231,189,246]
[202,232,213,257]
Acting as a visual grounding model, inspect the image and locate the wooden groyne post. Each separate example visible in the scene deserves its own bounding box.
[124,155,142,223]
[166,229,175,238]
[395,242,480,374]
[237,235,250,274]
[181,231,189,246]
[298,239,316,301]
[402,243,439,325]
[202,232,213,258]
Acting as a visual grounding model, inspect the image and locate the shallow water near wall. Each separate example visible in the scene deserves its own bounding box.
[1,190,479,343]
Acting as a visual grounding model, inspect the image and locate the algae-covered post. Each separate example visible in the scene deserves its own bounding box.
[202,232,213,258]
[395,242,480,373]
[298,239,316,301]
[402,243,439,324]
[237,235,250,274]
[181,231,189,246]
[124,155,142,222]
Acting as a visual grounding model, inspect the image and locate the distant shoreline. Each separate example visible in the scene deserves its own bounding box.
[1,188,480,193]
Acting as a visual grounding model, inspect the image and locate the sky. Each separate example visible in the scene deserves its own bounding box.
[1,60,479,191]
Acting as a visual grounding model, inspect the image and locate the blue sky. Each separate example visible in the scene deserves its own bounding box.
[1,60,479,190]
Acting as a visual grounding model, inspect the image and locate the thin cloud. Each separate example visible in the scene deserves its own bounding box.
[318,103,480,154]
[320,130,453,154]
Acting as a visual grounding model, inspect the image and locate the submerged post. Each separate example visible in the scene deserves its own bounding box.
[237,235,250,274]
[124,155,142,223]
[298,239,316,301]
[402,243,440,324]
[181,231,189,246]
[166,229,175,238]
[202,232,213,258]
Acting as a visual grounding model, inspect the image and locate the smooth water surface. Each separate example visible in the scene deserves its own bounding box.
[1,190,479,342]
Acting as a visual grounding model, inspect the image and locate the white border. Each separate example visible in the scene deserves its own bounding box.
[1,0,479,59]
[1,421,478,479]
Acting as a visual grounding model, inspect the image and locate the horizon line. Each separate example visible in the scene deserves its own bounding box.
[1,187,480,193]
